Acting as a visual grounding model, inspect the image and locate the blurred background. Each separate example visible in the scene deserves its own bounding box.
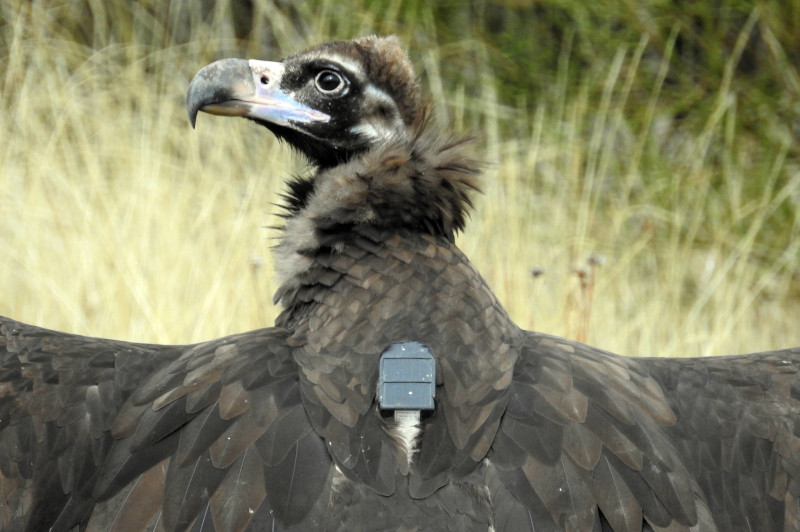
[0,0,798,357]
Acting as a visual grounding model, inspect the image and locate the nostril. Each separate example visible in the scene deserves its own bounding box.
[260,75,268,85]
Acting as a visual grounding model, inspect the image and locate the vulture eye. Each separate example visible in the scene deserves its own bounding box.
[315,70,346,95]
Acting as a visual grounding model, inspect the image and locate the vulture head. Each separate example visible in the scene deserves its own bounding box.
[187,35,423,169]
[186,35,479,245]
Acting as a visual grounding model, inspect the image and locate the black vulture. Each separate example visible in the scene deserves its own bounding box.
[2,35,800,532]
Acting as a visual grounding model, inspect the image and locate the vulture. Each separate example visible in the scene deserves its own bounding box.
[2,35,800,532]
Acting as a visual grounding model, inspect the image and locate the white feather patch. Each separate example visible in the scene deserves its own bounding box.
[391,410,422,466]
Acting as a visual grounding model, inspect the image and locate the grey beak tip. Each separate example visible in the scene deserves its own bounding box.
[186,58,253,129]
[186,84,205,129]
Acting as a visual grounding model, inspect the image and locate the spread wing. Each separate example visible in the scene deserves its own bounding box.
[644,349,800,531]
[0,315,331,532]
[488,330,800,532]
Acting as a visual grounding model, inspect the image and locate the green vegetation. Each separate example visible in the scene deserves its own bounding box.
[1,0,798,357]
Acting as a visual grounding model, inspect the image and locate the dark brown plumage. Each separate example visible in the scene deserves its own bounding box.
[2,35,800,531]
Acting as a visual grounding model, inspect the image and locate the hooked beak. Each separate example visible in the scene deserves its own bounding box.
[186,58,330,128]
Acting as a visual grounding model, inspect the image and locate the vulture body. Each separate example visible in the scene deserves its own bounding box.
[2,36,800,532]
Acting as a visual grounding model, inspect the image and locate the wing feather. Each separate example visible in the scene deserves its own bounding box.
[162,450,227,531]
[174,403,232,467]
[209,449,266,532]
[591,453,642,532]
[209,408,267,469]
[85,459,167,532]
[262,432,333,527]
[562,422,603,470]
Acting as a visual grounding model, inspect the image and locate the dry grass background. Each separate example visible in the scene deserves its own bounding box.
[1,1,798,357]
